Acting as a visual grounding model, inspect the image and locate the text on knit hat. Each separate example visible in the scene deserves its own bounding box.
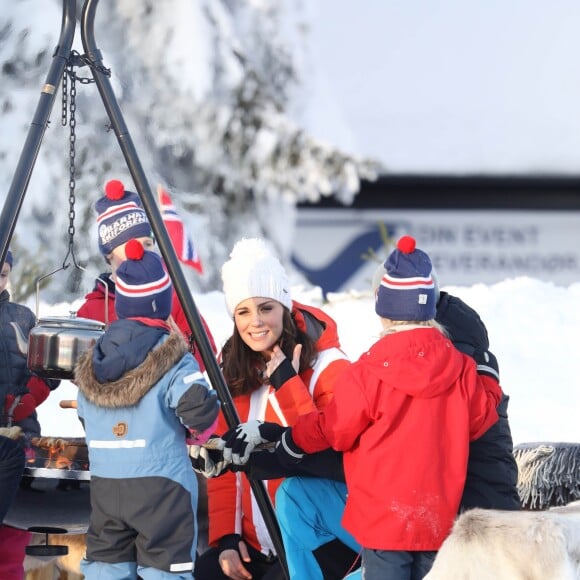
[95,180,151,256]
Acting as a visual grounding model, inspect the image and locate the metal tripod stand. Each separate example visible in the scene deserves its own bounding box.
[0,1,289,577]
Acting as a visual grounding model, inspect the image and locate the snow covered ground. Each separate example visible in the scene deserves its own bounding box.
[36,277,580,447]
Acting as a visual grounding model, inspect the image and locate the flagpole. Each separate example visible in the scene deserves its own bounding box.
[157,185,203,274]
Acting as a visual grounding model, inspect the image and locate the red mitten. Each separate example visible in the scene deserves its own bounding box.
[4,393,36,421]
[25,376,51,407]
[3,377,51,422]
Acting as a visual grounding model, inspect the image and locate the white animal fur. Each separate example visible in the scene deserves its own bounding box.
[425,502,580,580]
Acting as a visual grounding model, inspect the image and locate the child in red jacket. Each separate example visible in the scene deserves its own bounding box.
[76,179,216,369]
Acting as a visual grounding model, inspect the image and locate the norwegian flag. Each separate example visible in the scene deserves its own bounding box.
[157,185,203,274]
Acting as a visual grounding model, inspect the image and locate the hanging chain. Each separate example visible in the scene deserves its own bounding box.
[67,63,78,268]
[61,60,79,269]
[61,69,68,126]
[60,51,110,270]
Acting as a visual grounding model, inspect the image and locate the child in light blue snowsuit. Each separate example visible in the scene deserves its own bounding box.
[76,239,220,580]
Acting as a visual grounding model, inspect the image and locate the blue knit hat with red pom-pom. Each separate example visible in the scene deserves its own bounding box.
[375,235,436,321]
[115,239,172,320]
[95,180,151,256]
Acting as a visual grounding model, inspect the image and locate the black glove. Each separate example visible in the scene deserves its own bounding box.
[268,357,297,390]
[222,420,286,465]
[189,439,230,478]
[474,349,499,381]
[275,428,305,467]
[218,533,243,554]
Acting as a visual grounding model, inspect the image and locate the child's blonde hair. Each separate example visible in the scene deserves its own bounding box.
[379,317,448,337]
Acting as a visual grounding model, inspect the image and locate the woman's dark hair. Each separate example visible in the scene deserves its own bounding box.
[221,308,317,398]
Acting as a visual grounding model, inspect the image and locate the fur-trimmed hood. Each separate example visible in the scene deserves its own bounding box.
[75,325,188,408]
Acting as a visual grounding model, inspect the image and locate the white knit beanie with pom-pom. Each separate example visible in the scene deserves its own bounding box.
[221,238,292,317]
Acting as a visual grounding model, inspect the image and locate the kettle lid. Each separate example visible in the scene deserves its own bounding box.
[35,316,106,331]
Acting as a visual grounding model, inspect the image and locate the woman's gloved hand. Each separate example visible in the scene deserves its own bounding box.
[221,420,286,465]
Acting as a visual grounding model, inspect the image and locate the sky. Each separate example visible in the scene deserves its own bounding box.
[36,276,579,447]
[303,0,580,174]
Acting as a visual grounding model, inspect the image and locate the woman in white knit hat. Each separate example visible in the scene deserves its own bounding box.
[193,238,359,580]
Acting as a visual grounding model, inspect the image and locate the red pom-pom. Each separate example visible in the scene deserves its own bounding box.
[125,239,145,261]
[397,235,416,254]
[105,179,125,200]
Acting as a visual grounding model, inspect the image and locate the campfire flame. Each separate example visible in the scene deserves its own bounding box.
[29,437,89,471]
[46,440,73,469]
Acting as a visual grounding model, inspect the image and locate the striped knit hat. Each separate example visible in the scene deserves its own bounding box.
[375,235,436,321]
[95,180,151,256]
[115,239,172,320]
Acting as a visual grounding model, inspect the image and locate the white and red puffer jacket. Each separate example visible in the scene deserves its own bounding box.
[206,301,350,555]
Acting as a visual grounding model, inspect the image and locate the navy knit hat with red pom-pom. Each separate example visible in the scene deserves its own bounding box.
[375,235,436,321]
[95,180,151,256]
[115,239,172,320]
